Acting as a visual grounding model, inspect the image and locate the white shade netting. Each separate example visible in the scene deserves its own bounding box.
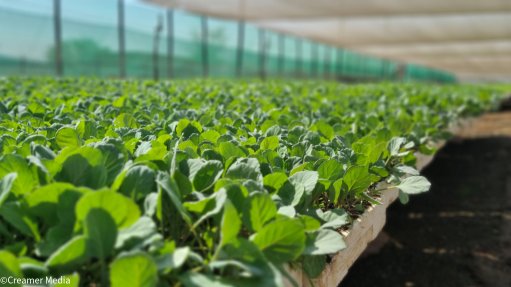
[145,0,511,79]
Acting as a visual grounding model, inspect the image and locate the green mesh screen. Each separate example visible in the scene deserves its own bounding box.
[0,0,456,83]
[0,0,55,76]
[282,36,297,78]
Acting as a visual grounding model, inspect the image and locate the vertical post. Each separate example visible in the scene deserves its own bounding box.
[236,20,245,78]
[296,38,302,77]
[53,0,62,76]
[311,43,318,78]
[336,48,343,79]
[118,0,126,78]
[166,9,174,78]
[153,15,163,81]
[278,33,284,77]
[258,29,266,80]
[381,60,387,80]
[201,16,208,78]
[325,46,331,80]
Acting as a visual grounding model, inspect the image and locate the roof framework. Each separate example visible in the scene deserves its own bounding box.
[145,0,511,80]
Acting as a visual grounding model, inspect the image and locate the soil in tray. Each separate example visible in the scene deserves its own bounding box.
[341,114,511,287]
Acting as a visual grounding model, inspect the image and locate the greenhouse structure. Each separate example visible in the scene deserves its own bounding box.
[0,1,510,287]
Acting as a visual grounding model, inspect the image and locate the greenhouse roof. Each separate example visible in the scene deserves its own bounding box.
[145,0,511,80]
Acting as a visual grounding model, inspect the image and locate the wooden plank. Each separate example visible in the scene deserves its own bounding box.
[285,118,475,287]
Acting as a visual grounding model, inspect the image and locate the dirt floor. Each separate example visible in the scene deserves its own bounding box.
[341,112,511,287]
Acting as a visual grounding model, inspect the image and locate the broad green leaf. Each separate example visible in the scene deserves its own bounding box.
[0,250,22,283]
[113,113,138,128]
[281,171,318,206]
[0,202,40,239]
[84,208,117,260]
[302,255,326,278]
[55,127,81,148]
[243,193,276,232]
[115,216,158,249]
[0,172,17,207]
[303,229,346,255]
[398,190,410,204]
[110,253,158,287]
[260,136,279,151]
[76,190,140,229]
[314,120,335,140]
[46,235,89,273]
[395,165,420,176]
[189,160,223,192]
[317,159,343,180]
[220,200,241,245]
[175,119,202,138]
[277,205,295,218]
[25,182,84,225]
[297,215,321,232]
[252,218,305,263]
[193,189,227,228]
[200,130,221,144]
[317,208,349,230]
[343,166,372,194]
[0,154,37,195]
[116,165,156,200]
[218,142,246,161]
[156,172,192,226]
[388,137,406,156]
[289,171,318,196]
[226,158,262,182]
[397,176,431,194]
[54,147,107,189]
[263,172,288,193]
[156,247,190,271]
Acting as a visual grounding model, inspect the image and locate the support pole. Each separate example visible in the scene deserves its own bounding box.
[153,15,163,81]
[53,0,62,76]
[325,46,331,79]
[258,29,266,80]
[236,20,245,78]
[296,38,302,77]
[311,43,318,78]
[166,9,174,78]
[201,16,208,78]
[336,48,343,79]
[118,0,126,78]
[278,33,284,77]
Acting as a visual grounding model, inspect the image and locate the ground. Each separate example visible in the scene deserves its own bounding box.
[341,112,511,287]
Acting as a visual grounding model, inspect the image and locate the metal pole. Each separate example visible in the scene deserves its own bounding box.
[53,0,62,76]
[325,46,331,79]
[236,20,245,78]
[153,15,163,81]
[201,16,208,78]
[385,61,391,80]
[118,0,126,78]
[166,9,174,78]
[296,38,302,77]
[278,33,284,77]
[336,48,343,79]
[258,29,266,80]
[312,43,318,78]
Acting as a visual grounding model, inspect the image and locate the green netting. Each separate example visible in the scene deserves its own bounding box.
[0,0,456,83]
[208,18,237,78]
[282,36,298,78]
[0,2,55,76]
